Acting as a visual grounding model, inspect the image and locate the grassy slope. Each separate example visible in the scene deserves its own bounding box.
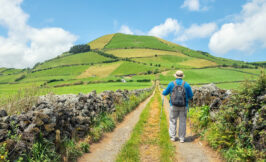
[0,68,7,73]
[0,33,262,99]
[51,82,152,95]
[156,37,248,66]
[0,68,24,75]
[22,65,91,82]
[105,49,187,58]
[105,33,175,51]
[0,73,26,83]
[35,51,112,69]
[111,61,156,76]
[77,61,122,78]
[133,55,217,68]
[159,68,259,85]
[88,34,115,49]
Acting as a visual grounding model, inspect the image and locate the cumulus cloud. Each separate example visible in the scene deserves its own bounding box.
[148,18,181,38]
[209,0,266,54]
[118,25,134,35]
[0,0,77,68]
[181,0,200,11]
[176,23,217,41]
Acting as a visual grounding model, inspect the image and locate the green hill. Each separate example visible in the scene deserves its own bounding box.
[0,33,264,98]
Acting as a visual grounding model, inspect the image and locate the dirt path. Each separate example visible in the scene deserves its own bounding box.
[78,91,154,162]
[162,95,223,162]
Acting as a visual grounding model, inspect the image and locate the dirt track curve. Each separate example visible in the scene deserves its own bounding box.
[78,91,155,162]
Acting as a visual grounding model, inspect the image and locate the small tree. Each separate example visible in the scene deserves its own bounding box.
[69,44,90,54]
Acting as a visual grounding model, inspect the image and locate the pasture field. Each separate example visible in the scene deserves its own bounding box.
[132,55,189,68]
[21,65,91,82]
[0,68,24,75]
[50,82,153,95]
[132,55,217,68]
[156,37,250,67]
[111,61,156,76]
[105,49,186,58]
[35,51,112,69]
[0,68,6,72]
[215,82,242,90]
[159,68,259,85]
[228,67,264,74]
[104,33,175,51]
[0,81,152,99]
[0,82,44,98]
[179,58,217,68]
[77,61,122,78]
[88,34,115,49]
[129,74,156,81]
[0,73,26,83]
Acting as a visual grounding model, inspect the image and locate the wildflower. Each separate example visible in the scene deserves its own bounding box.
[0,155,4,159]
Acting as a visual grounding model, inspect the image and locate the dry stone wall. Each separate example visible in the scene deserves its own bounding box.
[191,83,232,109]
[0,88,153,160]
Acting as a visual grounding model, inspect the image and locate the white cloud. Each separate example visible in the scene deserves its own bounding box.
[148,18,181,38]
[118,25,134,35]
[209,0,266,55]
[176,23,217,41]
[181,0,200,11]
[0,0,77,68]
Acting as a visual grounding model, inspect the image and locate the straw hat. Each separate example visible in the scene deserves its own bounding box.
[174,70,184,78]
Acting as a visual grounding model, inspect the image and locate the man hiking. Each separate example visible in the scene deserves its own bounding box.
[162,70,193,143]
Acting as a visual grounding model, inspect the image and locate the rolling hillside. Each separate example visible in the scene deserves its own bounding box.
[0,33,264,98]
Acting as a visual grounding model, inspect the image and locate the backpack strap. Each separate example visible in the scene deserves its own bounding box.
[181,81,186,87]
[173,81,177,87]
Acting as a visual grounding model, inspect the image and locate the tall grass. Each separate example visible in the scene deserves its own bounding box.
[0,85,51,115]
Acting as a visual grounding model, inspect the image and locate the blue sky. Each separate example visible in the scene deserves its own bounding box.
[0,0,265,68]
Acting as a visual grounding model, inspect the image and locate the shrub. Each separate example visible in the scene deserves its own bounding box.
[14,74,26,82]
[73,81,84,85]
[69,44,90,54]
[26,134,60,162]
[63,139,83,161]
[136,79,151,82]
[79,142,90,153]
[47,79,64,83]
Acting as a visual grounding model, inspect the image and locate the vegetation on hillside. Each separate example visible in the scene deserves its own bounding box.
[69,44,91,54]
[159,68,259,86]
[88,34,115,49]
[189,72,266,161]
[0,33,264,100]
[105,48,186,58]
[34,51,112,70]
[105,33,175,51]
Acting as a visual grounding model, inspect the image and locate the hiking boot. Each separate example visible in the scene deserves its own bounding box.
[179,138,185,143]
